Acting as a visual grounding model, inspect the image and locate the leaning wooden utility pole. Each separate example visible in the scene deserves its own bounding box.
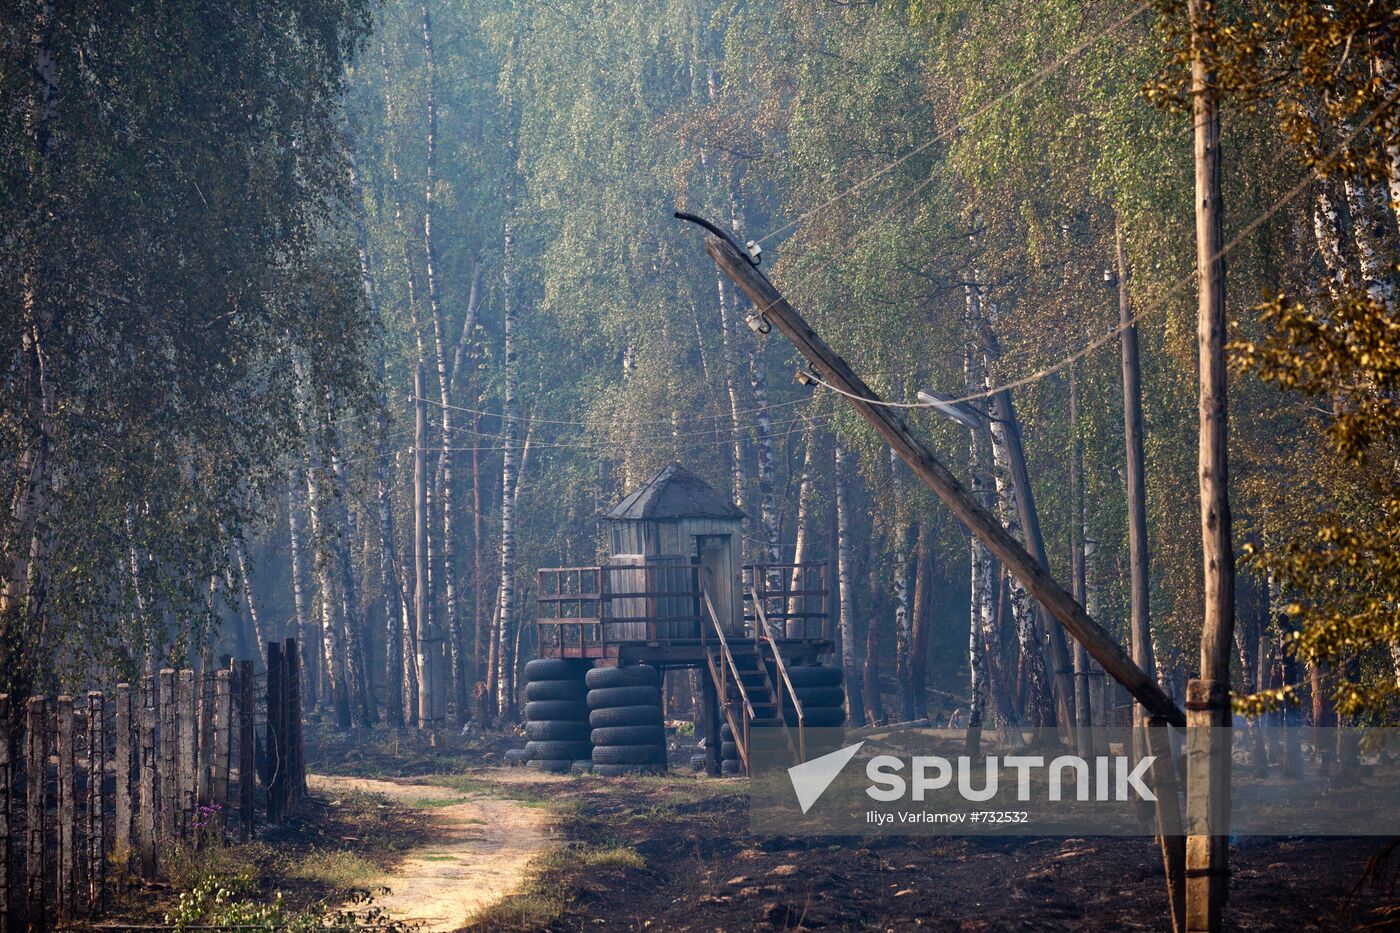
[696,230,1185,727]
[1186,1,1235,930]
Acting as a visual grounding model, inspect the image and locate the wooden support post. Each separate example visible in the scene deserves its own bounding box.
[237,661,255,841]
[0,694,10,932]
[212,671,232,833]
[25,696,46,931]
[1186,679,1230,933]
[55,696,74,919]
[266,642,284,823]
[702,668,721,777]
[284,637,305,807]
[86,692,104,914]
[700,233,1186,727]
[1146,715,1187,933]
[113,684,133,879]
[137,678,157,876]
[158,670,177,842]
[197,670,214,807]
[1186,0,1234,927]
[178,671,197,840]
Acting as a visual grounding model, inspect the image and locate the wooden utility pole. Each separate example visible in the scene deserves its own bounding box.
[1186,0,1235,929]
[701,233,1185,727]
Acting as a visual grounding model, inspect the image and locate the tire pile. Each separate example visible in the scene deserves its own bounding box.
[586,664,667,775]
[719,722,743,775]
[522,658,593,773]
[783,664,847,755]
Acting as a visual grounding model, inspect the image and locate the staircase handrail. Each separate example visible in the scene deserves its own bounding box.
[750,586,806,762]
[703,590,755,722]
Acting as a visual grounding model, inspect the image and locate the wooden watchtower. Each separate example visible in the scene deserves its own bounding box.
[535,463,835,769]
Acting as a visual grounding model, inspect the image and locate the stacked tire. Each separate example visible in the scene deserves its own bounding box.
[783,665,847,755]
[523,658,593,774]
[587,665,667,775]
[719,722,743,776]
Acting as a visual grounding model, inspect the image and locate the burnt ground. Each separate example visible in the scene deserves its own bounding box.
[459,770,1400,932]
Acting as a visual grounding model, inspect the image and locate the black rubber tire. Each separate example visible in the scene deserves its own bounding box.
[721,759,743,776]
[525,679,588,702]
[528,759,571,774]
[591,725,665,747]
[791,686,845,708]
[590,704,664,729]
[720,722,733,742]
[786,665,843,688]
[785,706,846,727]
[524,700,589,722]
[503,748,529,767]
[591,744,666,766]
[592,763,666,776]
[689,754,707,771]
[570,760,594,775]
[585,665,660,690]
[526,740,593,761]
[720,741,739,760]
[525,719,592,742]
[524,658,588,681]
[587,685,662,710]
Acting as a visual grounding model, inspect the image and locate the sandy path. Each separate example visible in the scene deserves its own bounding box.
[308,773,554,931]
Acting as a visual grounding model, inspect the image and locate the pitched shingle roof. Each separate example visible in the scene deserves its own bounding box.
[604,463,745,521]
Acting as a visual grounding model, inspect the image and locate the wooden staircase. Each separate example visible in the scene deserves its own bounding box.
[701,590,807,775]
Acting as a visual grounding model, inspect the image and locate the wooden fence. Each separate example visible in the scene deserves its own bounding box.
[0,638,306,931]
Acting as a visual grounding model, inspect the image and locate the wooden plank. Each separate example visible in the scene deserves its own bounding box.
[178,671,197,840]
[237,661,254,841]
[86,692,104,914]
[197,670,214,808]
[25,696,46,931]
[113,684,132,878]
[55,696,74,919]
[211,671,231,833]
[284,637,304,809]
[0,693,10,931]
[265,642,284,823]
[702,233,1186,728]
[158,670,177,842]
[137,677,157,876]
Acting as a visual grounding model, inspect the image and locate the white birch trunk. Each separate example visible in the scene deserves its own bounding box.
[834,444,863,724]
[496,224,519,719]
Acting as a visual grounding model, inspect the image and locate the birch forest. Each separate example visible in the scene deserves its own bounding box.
[2,0,1399,930]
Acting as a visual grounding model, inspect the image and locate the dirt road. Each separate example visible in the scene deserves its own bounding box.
[308,773,553,931]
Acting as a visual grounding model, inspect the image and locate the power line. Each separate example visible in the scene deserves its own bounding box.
[754,1,1154,248]
[404,392,813,428]
[798,89,1400,410]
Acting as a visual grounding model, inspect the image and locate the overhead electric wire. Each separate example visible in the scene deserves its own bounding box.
[796,89,1400,410]
[753,1,1154,248]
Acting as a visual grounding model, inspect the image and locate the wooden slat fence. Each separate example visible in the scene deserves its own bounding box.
[0,638,306,930]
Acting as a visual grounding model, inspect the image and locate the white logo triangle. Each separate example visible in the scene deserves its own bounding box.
[787,741,865,814]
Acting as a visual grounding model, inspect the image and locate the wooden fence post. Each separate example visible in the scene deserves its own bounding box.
[114,684,133,879]
[284,637,304,807]
[158,670,177,843]
[178,671,197,841]
[86,692,105,914]
[197,670,213,808]
[25,696,46,931]
[237,661,254,841]
[212,671,232,833]
[0,693,10,932]
[266,642,284,823]
[137,677,157,876]
[55,697,75,919]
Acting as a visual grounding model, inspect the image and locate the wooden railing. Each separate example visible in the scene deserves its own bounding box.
[751,586,806,763]
[744,561,832,641]
[701,590,755,773]
[536,563,703,653]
